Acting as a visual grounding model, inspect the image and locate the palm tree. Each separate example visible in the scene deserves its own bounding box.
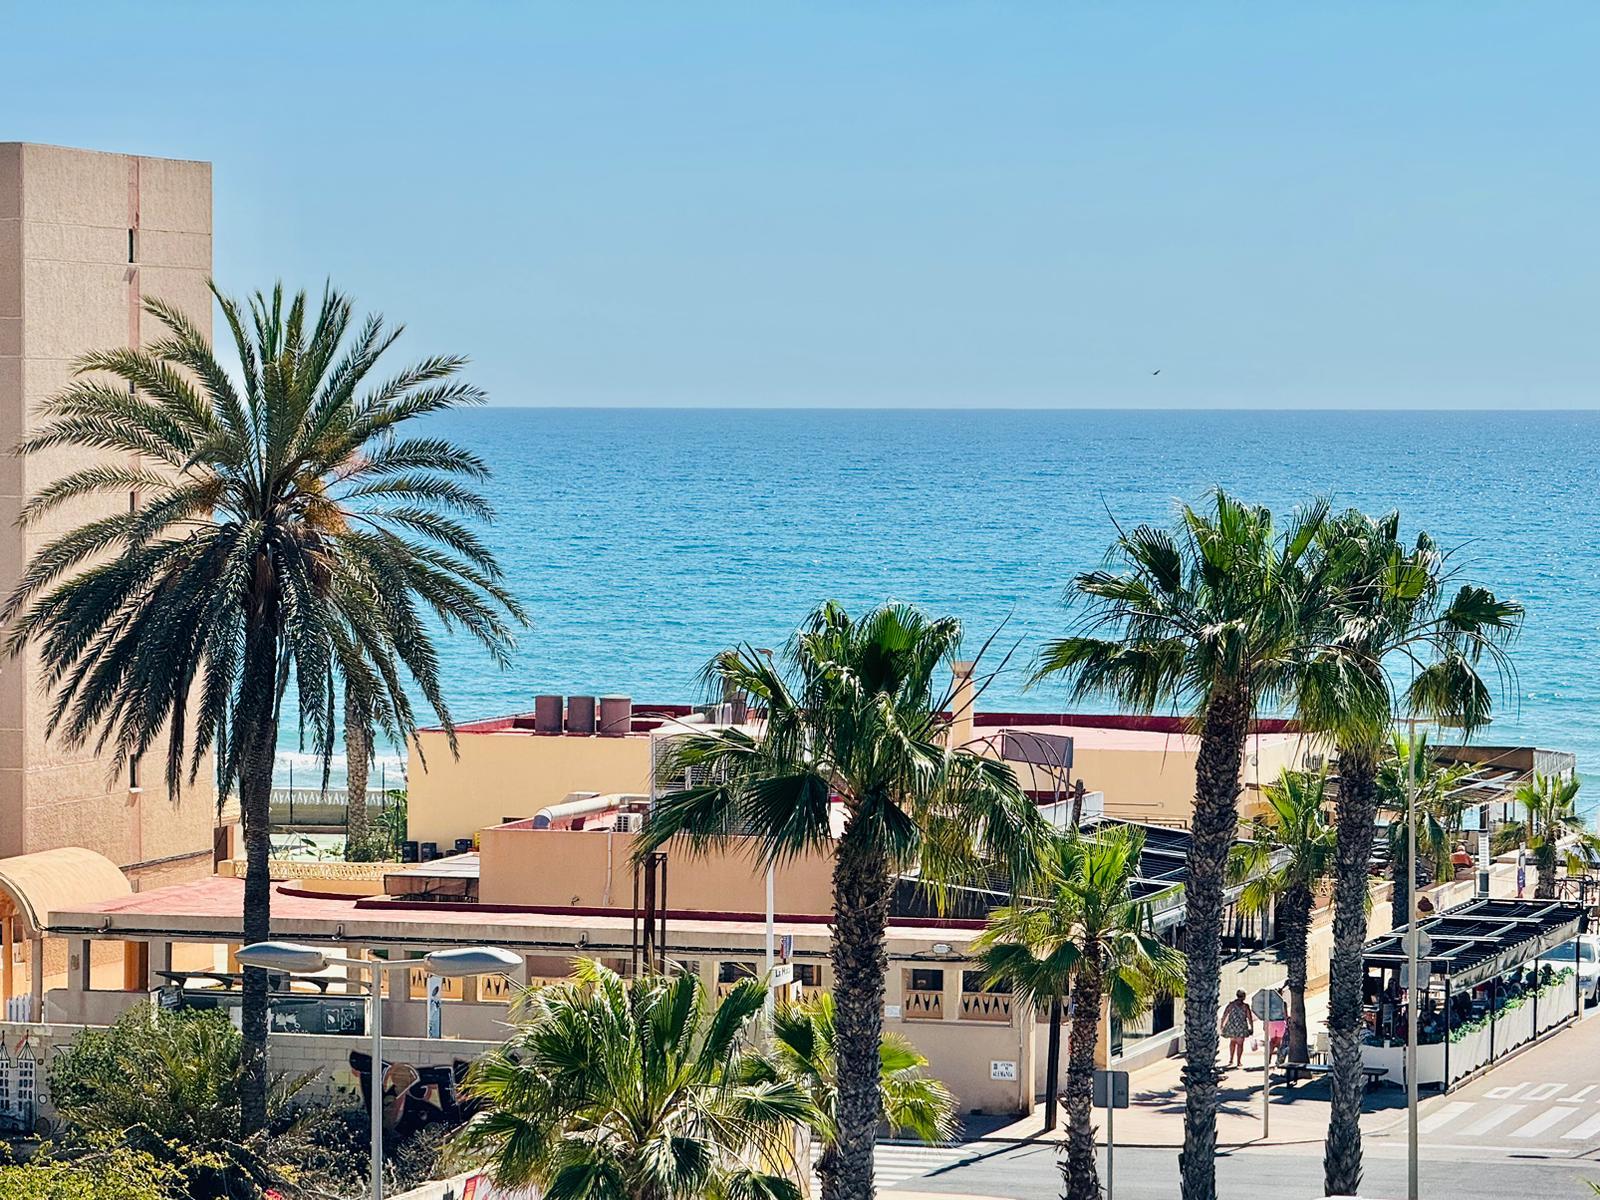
[1228,768,1336,1066]
[637,602,1048,1200]
[1,283,523,1133]
[344,688,373,847]
[458,960,812,1200]
[1034,491,1332,1200]
[1379,733,1473,930]
[747,992,957,1198]
[1511,773,1598,899]
[972,824,1185,1200]
[1304,510,1520,1197]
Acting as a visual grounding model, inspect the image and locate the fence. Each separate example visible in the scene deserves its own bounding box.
[269,785,397,829]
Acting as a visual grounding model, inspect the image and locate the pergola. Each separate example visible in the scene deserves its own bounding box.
[1364,897,1583,989]
[0,847,132,1019]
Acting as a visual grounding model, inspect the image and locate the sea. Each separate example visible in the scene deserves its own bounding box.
[275,408,1600,826]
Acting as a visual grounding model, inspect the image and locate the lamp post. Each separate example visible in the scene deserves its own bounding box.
[237,941,521,1200]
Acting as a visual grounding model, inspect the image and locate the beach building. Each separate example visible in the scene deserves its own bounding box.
[0,143,230,1011]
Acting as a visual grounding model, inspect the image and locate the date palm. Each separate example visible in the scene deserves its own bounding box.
[638,602,1048,1200]
[972,824,1185,1200]
[1305,510,1519,1197]
[1034,491,1334,1200]
[1380,732,1473,929]
[1228,768,1336,1066]
[1512,773,1597,899]
[458,960,812,1200]
[746,992,957,1198]
[1,283,522,1133]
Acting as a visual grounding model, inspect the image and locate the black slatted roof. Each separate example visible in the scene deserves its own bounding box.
[1363,897,1584,989]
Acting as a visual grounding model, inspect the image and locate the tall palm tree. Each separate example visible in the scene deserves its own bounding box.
[1228,768,1336,1066]
[1305,510,1520,1197]
[747,992,957,1199]
[344,688,373,847]
[637,602,1048,1200]
[1034,491,1332,1200]
[1,283,523,1132]
[972,825,1185,1200]
[1511,773,1597,899]
[458,960,812,1200]
[1379,733,1473,929]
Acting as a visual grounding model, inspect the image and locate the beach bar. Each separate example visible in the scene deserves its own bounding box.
[1361,897,1586,1090]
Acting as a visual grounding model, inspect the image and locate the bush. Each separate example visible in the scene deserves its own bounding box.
[0,1143,181,1200]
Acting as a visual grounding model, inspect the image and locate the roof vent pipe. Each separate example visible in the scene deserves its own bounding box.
[566,695,597,734]
[534,694,563,734]
[599,695,633,736]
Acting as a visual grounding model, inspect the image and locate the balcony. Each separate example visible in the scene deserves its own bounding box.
[959,991,1013,1023]
[903,988,944,1021]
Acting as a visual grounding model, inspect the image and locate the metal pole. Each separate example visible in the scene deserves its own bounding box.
[764,863,775,1027]
[1262,1013,1271,1138]
[370,969,384,1200]
[1405,738,1419,1200]
[1106,1091,1115,1200]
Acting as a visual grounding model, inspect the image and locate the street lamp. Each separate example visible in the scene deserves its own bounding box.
[237,940,521,1200]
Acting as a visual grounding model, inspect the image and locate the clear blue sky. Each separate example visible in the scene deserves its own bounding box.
[7,2,1599,408]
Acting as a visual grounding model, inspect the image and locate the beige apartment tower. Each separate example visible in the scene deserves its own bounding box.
[0,143,220,892]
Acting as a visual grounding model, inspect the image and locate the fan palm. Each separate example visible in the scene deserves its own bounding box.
[1303,510,1520,1197]
[1228,768,1337,1065]
[636,602,1048,1200]
[1511,773,1598,899]
[1034,491,1333,1200]
[746,992,957,1198]
[972,824,1185,1200]
[1,283,523,1132]
[457,959,813,1200]
[1379,732,1474,929]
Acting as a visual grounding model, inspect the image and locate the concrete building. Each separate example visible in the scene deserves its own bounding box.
[0,143,223,1001]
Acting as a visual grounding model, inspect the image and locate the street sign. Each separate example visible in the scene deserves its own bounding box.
[1400,962,1431,991]
[1092,1068,1130,1109]
[1402,928,1432,960]
[990,1060,1017,1081]
[1250,988,1287,1021]
[769,963,795,987]
[778,934,793,963]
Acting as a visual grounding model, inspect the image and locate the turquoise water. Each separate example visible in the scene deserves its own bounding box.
[279,408,1600,821]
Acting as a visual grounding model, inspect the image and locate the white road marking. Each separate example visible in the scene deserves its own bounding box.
[1523,1082,1567,1101]
[1418,1101,1475,1133]
[1569,1085,1597,1102]
[1562,1111,1600,1140]
[1510,1106,1580,1138]
[1458,1104,1525,1136]
[1485,1081,1530,1100]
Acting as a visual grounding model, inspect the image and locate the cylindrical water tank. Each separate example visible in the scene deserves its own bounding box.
[534,694,563,733]
[598,694,633,736]
[566,694,597,734]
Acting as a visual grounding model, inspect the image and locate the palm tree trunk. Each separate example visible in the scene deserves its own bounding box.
[828,816,891,1200]
[1325,746,1379,1197]
[237,611,281,1136]
[818,1145,840,1200]
[1535,841,1556,899]
[1178,687,1249,1200]
[1043,994,1064,1132]
[1061,967,1103,1200]
[1280,885,1312,1066]
[344,688,370,846]
[1390,847,1410,931]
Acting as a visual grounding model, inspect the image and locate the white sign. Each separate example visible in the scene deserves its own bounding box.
[1400,962,1431,991]
[884,1004,901,1020]
[769,964,795,987]
[990,1060,1018,1081]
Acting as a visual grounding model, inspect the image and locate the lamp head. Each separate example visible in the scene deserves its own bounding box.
[423,946,522,979]
[236,941,328,975]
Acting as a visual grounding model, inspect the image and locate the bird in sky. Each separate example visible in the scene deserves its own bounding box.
[1152,369,1161,376]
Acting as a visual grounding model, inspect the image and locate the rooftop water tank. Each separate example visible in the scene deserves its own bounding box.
[566,694,596,734]
[599,694,633,736]
[534,694,563,734]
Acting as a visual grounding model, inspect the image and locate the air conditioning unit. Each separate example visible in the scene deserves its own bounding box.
[612,812,643,834]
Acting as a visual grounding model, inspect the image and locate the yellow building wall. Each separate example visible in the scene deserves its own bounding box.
[478,828,837,915]
[406,728,654,849]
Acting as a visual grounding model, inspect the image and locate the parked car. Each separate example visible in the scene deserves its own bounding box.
[1537,934,1600,1005]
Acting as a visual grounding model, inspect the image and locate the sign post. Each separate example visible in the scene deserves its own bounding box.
[1249,988,1287,1138]
[1093,1069,1129,1200]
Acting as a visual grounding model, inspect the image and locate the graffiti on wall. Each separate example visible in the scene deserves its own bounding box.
[347,1050,478,1137]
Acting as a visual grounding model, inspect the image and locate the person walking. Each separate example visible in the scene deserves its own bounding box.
[1221,989,1254,1069]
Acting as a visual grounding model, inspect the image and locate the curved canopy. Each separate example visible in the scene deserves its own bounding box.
[0,847,131,937]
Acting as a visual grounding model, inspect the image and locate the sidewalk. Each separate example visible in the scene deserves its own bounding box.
[963,992,1402,1149]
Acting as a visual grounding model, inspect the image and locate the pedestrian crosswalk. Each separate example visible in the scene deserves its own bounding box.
[1415,1082,1600,1143]
[810,1143,971,1193]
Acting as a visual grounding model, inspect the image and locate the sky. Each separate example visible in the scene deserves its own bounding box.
[5,1,1599,409]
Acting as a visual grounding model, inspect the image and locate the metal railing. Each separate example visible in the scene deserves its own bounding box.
[269,787,396,829]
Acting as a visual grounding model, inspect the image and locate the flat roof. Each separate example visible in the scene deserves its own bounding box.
[992,723,1304,754]
[1363,897,1584,988]
[45,876,982,959]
